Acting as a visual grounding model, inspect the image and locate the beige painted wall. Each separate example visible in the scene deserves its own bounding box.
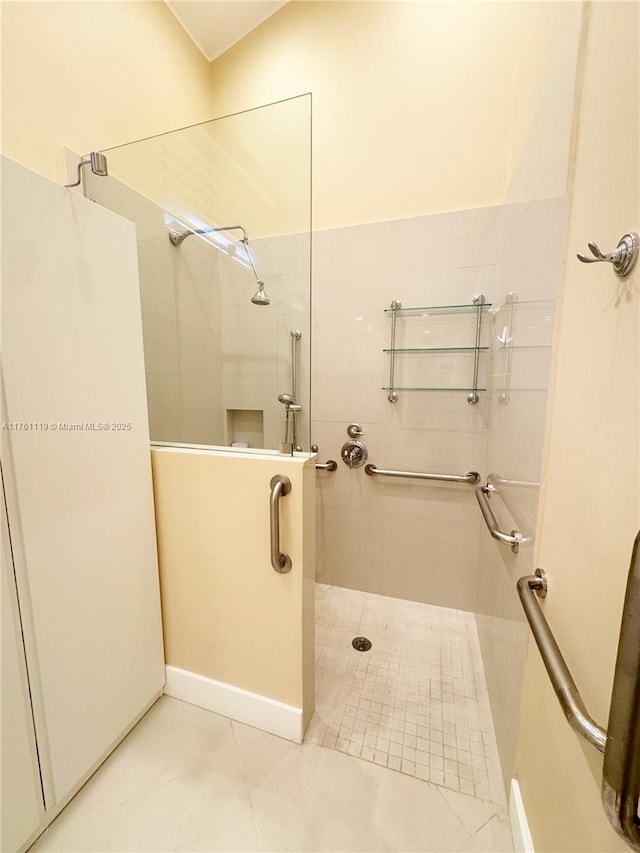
[152,447,315,726]
[0,0,213,182]
[1,1,582,232]
[207,1,582,230]
[514,4,639,851]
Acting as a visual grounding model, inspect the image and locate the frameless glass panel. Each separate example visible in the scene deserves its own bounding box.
[84,95,311,454]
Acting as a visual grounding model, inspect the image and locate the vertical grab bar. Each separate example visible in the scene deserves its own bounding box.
[602,532,640,850]
[387,299,401,402]
[497,291,518,405]
[467,293,485,405]
[291,330,301,404]
[269,475,292,573]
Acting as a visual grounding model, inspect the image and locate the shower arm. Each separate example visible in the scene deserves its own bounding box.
[169,224,247,246]
[169,224,265,288]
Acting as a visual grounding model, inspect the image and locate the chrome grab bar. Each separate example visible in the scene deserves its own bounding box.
[517,571,607,752]
[488,472,540,490]
[518,536,640,850]
[602,532,640,850]
[386,299,401,402]
[365,464,480,484]
[269,475,292,573]
[316,460,337,471]
[466,293,486,405]
[475,484,525,553]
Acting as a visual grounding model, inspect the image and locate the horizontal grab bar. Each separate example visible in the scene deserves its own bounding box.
[365,464,480,484]
[475,484,526,552]
[316,460,337,471]
[517,571,607,752]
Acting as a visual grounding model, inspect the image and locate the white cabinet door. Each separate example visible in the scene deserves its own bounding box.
[1,471,45,852]
[1,156,165,809]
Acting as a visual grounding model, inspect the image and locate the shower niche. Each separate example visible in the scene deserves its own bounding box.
[226,409,264,449]
[83,94,311,455]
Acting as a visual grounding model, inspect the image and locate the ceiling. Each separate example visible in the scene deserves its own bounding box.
[165,1,288,62]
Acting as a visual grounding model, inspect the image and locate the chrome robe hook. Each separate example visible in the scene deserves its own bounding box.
[577,232,638,277]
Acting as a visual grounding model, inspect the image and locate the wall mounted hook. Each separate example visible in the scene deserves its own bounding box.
[577,232,638,277]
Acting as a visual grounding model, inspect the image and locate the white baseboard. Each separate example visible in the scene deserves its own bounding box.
[510,778,535,853]
[164,665,303,743]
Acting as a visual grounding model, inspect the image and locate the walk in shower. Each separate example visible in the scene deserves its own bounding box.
[82,37,575,825]
[84,94,312,454]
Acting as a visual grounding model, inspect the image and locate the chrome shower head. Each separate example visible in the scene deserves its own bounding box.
[251,282,270,306]
[169,230,189,247]
[278,394,295,404]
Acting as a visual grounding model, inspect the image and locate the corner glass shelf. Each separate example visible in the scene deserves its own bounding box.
[384,302,492,315]
[383,346,489,353]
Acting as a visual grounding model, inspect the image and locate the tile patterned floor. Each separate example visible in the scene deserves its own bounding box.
[30,696,513,852]
[29,584,513,852]
[307,584,506,806]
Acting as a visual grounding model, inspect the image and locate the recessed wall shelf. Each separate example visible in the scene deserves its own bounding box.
[384,295,490,404]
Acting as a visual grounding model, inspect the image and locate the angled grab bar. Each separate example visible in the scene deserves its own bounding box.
[365,464,480,484]
[518,535,640,851]
[316,460,337,471]
[517,571,607,752]
[269,475,292,573]
[475,484,525,553]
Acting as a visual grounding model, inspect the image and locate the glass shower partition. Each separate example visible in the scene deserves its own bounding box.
[84,94,312,453]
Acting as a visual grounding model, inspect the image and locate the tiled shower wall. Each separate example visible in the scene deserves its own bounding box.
[218,233,311,450]
[85,173,225,445]
[474,9,582,786]
[311,198,563,612]
[85,173,310,451]
[312,7,582,789]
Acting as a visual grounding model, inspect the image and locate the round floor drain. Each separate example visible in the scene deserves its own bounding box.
[352,636,372,652]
